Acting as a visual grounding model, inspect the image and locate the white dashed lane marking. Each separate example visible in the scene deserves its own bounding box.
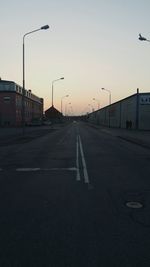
[16,167,77,172]
[0,167,77,172]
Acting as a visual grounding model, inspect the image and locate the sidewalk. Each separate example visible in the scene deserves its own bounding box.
[88,123,150,149]
[100,127,150,149]
[0,126,55,146]
[0,123,68,146]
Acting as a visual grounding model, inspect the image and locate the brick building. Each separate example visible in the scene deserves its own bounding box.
[0,79,43,126]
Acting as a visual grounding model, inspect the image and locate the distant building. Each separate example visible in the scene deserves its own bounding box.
[87,90,150,130]
[45,106,63,123]
[0,80,43,126]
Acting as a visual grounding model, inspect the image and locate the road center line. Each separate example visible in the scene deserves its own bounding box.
[43,167,77,171]
[16,168,41,171]
[78,134,90,184]
[76,135,81,181]
[16,167,77,172]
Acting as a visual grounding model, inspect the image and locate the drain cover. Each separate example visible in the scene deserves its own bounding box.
[126,201,143,209]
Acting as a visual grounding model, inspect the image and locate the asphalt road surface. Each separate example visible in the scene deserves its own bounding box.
[0,121,150,267]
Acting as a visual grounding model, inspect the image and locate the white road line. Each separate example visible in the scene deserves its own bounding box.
[0,168,2,171]
[76,135,81,181]
[16,167,77,172]
[42,167,77,171]
[16,168,41,172]
[78,135,90,184]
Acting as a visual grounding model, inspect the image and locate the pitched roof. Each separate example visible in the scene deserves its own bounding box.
[45,105,62,118]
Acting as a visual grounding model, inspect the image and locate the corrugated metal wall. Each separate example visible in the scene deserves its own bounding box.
[88,93,150,130]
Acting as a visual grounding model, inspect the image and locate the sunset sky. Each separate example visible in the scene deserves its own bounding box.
[1,0,150,115]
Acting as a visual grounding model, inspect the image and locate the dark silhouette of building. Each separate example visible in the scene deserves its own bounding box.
[45,106,63,123]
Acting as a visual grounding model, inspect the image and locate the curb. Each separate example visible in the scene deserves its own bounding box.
[117,135,150,150]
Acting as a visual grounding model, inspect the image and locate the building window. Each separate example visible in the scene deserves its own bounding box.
[4,121,10,126]
[3,96,11,103]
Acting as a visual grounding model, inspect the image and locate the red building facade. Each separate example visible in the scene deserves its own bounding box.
[0,80,43,126]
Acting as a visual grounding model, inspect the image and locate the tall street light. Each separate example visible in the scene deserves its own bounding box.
[138,34,150,128]
[101,88,111,105]
[93,98,100,109]
[101,87,111,127]
[88,104,94,112]
[65,102,71,116]
[138,33,150,42]
[61,94,69,114]
[22,24,49,133]
[51,77,64,107]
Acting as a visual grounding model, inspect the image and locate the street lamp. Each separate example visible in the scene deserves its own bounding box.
[65,102,71,116]
[101,88,111,105]
[93,98,100,109]
[138,33,150,42]
[101,87,111,127]
[88,104,94,112]
[61,94,69,114]
[22,24,49,133]
[68,104,73,116]
[51,77,64,107]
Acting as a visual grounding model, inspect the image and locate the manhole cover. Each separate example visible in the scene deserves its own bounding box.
[126,201,143,209]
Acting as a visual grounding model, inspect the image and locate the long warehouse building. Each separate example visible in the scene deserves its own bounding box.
[87,89,150,130]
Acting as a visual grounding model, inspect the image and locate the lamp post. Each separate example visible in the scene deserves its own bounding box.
[68,104,72,116]
[138,33,150,42]
[22,24,49,133]
[93,98,100,109]
[101,88,111,105]
[88,104,94,112]
[70,106,73,116]
[101,87,111,127]
[138,33,150,129]
[51,77,64,107]
[61,94,69,114]
[65,102,71,116]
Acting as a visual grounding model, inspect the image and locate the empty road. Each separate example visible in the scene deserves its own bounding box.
[0,121,150,266]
